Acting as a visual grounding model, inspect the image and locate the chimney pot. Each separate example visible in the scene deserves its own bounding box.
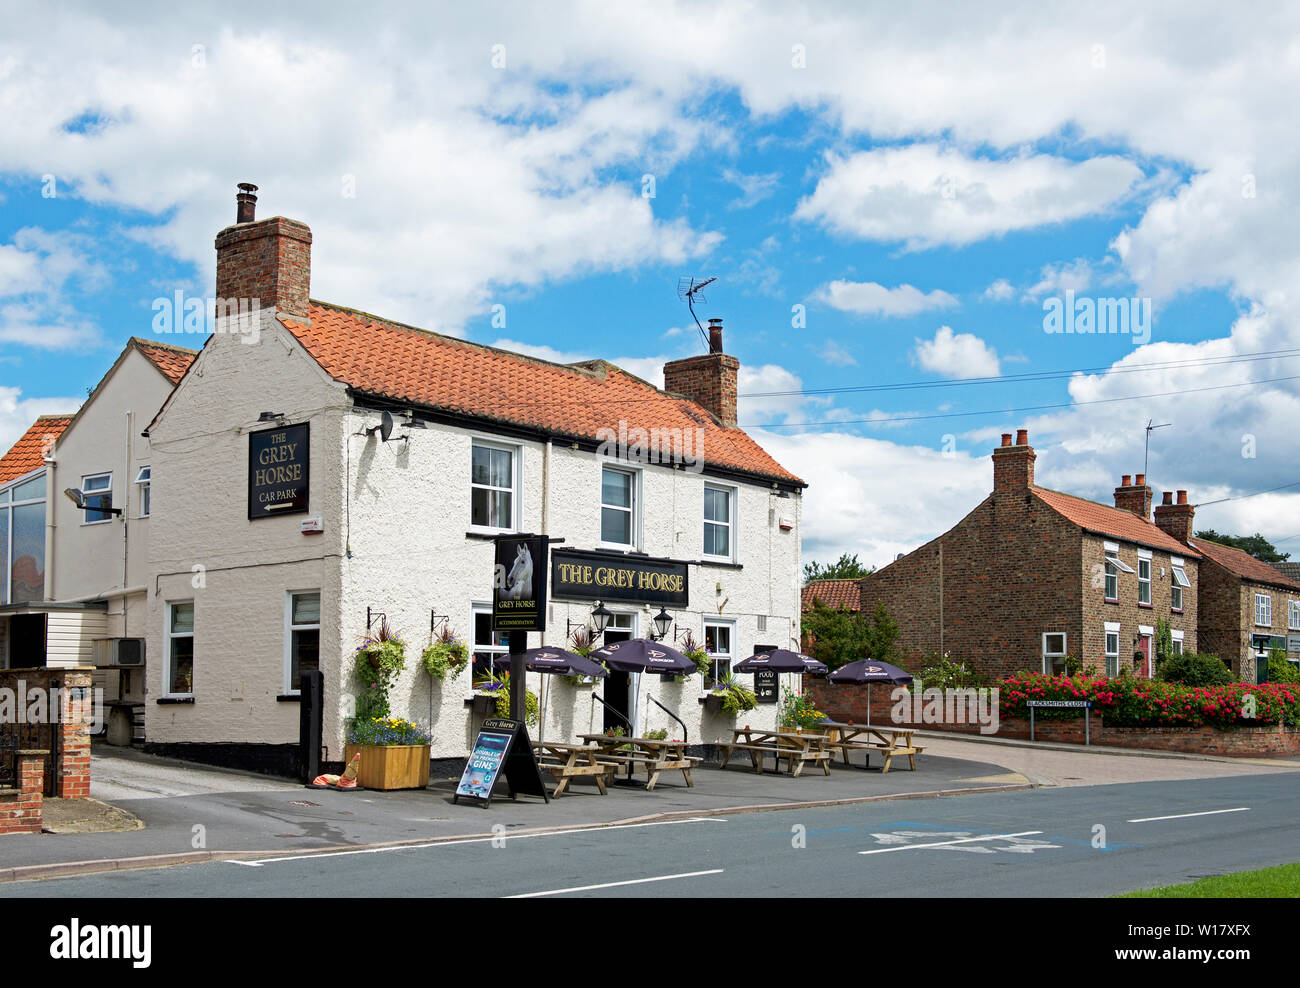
[1015,428,1028,446]
[1162,491,1173,505]
[1177,490,1188,505]
[236,182,259,224]
[1000,433,1012,447]
[1121,474,1131,487]
[707,317,724,355]
[1135,473,1146,487]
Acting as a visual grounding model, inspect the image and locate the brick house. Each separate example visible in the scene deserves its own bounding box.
[1150,495,1300,682]
[858,429,1200,681]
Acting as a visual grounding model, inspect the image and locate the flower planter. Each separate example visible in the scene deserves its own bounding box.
[471,693,500,715]
[343,743,431,791]
[703,693,728,714]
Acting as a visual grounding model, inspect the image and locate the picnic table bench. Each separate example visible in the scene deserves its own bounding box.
[576,734,700,791]
[818,722,923,773]
[720,729,833,777]
[530,741,615,796]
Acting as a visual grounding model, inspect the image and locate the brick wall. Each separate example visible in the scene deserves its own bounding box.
[662,352,739,427]
[0,667,92,798]
[0,750,46,835]
[214,217,312,319]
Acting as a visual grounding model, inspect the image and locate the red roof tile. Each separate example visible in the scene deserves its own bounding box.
[1033,487,1199,557]
[802,579,861,612]
[0,416,72,486]
[1189,538,1300,590]
[132,338,198,384]
[279,301,802,485]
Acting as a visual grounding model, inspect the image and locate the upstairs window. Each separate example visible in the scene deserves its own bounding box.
[703,483,734,559]
[1103,542,1132,601]
[81,473,113,524]
[135,466,152,518]
[1170,557,1189,611]
[600,466,636,546]
[1290,600,1300,632]
[470,442,516,530]
[1137,554,1152,606]
[1255,593,1272,627]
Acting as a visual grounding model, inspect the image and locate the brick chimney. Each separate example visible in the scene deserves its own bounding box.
[1153,489,1195,544]
[215,183,312,320]
[992,428,1036,494]
[1114,472,1152,519]
[663,317,739,427]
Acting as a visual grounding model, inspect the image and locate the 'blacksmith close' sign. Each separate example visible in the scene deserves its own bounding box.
[248,423,310,520]
[550,548,689,607]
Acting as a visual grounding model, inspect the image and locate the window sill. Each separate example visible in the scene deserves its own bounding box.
[276,693,301,702]
[465,529,517,541]
[155,696,194,705]
[1171,608,1184,615]
[1104,597,1119,605]
[1138,603,1153,609]
[696,558,743,570]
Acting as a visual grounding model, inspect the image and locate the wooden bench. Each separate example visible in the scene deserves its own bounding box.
[820,723,924,773]
[531,742,616,796]
[722,731,833,777]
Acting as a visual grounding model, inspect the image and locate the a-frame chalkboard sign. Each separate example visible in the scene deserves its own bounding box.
[454,717,550,807]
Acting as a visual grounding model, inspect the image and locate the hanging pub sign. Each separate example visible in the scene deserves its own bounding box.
[454,717,549,807]
[550,548,689,608]
[493,534,548,632]
[248,422,310,520]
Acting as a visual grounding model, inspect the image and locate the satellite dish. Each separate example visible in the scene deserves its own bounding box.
[379,411,394,442]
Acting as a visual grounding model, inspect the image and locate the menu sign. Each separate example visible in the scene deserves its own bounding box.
[754,668,778,703]
[454,717,549,807]
[551,548,689,607]
[248,422,310,520]
[493,535,548,632]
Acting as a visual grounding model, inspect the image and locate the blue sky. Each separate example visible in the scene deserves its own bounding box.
[1,2,1297,566]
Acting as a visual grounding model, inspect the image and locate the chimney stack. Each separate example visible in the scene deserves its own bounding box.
[1154,488,1195,544]
[215,183,312,320]
[1114,472,1153,519]
[992,427,1036,495]
[663,317,739,427]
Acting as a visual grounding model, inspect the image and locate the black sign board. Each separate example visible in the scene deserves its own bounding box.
[493,535,548,632]
[551,548,689,607]
[454,717,549,807]
[754,668,778,704]
[248,422,310,520]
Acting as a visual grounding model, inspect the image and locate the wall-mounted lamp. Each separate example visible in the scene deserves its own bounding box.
[257,411,286,424]
[650,607,672,641]
[590,601,613,637]
[63,487,121,517]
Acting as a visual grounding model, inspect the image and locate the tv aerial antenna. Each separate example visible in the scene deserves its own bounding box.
[1144,419,1172,478]
[677,276,717,349]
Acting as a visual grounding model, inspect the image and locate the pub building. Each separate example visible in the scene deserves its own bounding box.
[141,187,805,774]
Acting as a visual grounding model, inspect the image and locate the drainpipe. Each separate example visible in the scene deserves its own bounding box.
[43,448,56,604]
[123,410,132,637]
[938,541,944,656]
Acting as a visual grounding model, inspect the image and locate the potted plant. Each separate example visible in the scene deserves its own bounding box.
[675,629,710,683]
[473,671,539,726]
[343,716,432,790]
[704,674,757,715]
[561,627,603,686]
[421,625,469,682]
[778,687,828,734]
[353,615,407,721]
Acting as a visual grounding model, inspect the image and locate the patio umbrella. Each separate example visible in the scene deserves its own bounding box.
[588,637,696,674]
[521,647,607,743]
[734,648,828,675]
[827,659,914,725]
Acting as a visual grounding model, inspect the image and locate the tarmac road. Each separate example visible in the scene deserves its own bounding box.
[5,772,1297,898]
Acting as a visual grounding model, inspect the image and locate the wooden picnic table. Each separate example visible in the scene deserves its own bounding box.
[576,734,699,791]
[720,728,833,777]
[817,721,923,773]
[530,741,614,796]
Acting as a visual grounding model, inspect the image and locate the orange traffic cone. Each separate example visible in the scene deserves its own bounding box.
[334,753,361,789]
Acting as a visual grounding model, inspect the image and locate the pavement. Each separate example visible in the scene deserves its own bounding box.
[1,737,1296,887]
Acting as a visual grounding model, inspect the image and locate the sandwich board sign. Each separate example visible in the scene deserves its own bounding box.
[454,717,549,807]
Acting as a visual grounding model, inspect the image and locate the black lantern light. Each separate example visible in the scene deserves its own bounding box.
[651,607,672,641]
[590,601,613,637]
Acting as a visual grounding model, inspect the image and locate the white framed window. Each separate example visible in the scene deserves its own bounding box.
[1170,556,1188,611]
[1103,542,1132,600]
[470,440,518,532]
[600,465,638,547]
[1255,593,1272,627]
[1171,629,1185,655]
[703,619,735,690]
[285,591,320,693]
[135,466,151,518]
[1042,632,1067,675]
[471,603,509,685]
[1289,600,1300,632]
[165,601,195,696]
[1137,550,1152,606]
[81,472,113,524]
[1104,622,1120,678]
[703,483,735,560]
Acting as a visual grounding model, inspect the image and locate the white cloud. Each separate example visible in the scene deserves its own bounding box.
[813,339,857,367]
[913,326,1001,379]
[982,279,1014,302]
[0,386,82,454]
[819,280,958,317]
[1022,257,1096,301]
[721,168,780,209]
[0,228,106,350]
[795,145,1142,250]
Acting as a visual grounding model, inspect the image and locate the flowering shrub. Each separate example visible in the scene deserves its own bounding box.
[474,672,539,726]
[422,626,469,681]
[997,672,1300,728]
[778,688,827,730]
[347,717,432,747]
[354,617,407,721]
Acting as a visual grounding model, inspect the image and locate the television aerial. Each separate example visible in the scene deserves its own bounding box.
[677,276,717,349]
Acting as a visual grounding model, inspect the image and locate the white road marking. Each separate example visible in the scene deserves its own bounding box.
[1127,807,1250,823]
[507,869,723,898]
[859,830,1044,854]
[227,816,726,866]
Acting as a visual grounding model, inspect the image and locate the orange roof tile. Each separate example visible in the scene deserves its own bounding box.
[1189,538,1300,590]
[279,301,802,485]
[132,338,198,384]
[0,416,72,486]
[802,579,861,612]
[1033,487,1199,557]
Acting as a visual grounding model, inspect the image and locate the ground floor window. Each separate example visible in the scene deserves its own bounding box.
[1042,632,1067,675]
[286,591,320,692]
[472,604,509,683]
[166,601,194,695]
[1104,624,1120,678]
[1171,629,1185,655]
[703,620,735,689]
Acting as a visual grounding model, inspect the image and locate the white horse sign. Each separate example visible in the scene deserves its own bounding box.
[493,535,548,631]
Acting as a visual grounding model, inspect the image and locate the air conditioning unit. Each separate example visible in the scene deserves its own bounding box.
[95,638,145,666]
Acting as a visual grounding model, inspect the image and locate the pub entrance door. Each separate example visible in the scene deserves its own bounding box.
[601,613,636,734]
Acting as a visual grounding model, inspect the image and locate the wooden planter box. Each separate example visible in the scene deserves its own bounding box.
[471,693,500,715]
[343,744,431,791]
[703,693,729,714]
